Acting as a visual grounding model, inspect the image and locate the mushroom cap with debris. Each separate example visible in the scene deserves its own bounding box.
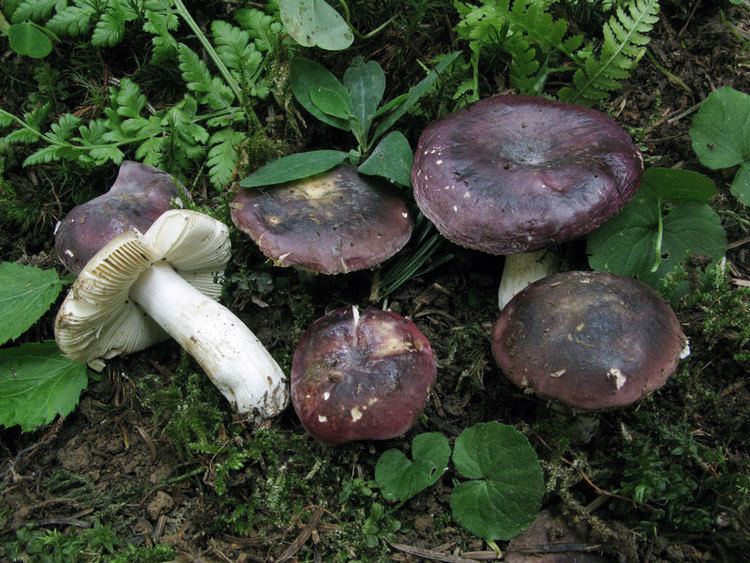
[492,271,688,411]
[55,210,229,370]
[291,307,436,444]
[412,95,643,254]
[55,161,186,274]
[231,165,413,274]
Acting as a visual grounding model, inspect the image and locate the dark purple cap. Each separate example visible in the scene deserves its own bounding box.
[231,165,413,274]
[412,95,643,254]
[291,307,436,444]
[492,271,687,411]
[55,161,184,274]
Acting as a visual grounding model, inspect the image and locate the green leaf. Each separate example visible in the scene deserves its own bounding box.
[207,128,244,188]
[0,342,88,432]
[309,86,353,119]
[239,150,348,188]
[234,8,281,52]
[279,0,353,51]
[358,131,413,187]
[7,22,52,58]
[372,52,461,143]
[0,262,61,345]
[290,57,351,130]
[343,57,386,142]
[450,422,544,541]
[643,167,716,203]
[178,43,235,110]
[690,87,750,205]
[375,432,450,503]
[587,182,727,286]
[47,3,96,36]
[11,0,56,23]
[691,87,750,170]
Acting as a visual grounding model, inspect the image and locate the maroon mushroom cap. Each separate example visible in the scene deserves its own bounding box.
[231,165,413,274]
[412,95,643,254]
[291,307,436,444]
[492,271,687,411]
[55,161,184,274]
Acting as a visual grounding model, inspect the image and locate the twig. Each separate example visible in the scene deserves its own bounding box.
[388,542,489,563]
[275,506,325,562]
[508,543,603,555]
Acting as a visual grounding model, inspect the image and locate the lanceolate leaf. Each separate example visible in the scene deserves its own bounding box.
[343,57,386,142]
[279,0,353,51]
[450,422,544,541]
[290,57,352,130]
[0,342,88,432]
[358,131,413,187]
[0,262,62,345]
[239,150,348,188]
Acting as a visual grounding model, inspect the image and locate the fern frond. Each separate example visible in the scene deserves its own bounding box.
[558,0,660,106]
[11,0,57,23]
[207,128,243,188]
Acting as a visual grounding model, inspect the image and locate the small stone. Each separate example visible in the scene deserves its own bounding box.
[146,491,174,520]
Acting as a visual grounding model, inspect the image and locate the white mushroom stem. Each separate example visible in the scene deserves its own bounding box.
[497,250,559,310]
[131,262,288,418]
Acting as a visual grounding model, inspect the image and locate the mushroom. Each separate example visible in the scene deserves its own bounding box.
[411,95,644,309]
[55,161,186,274]
[491,271,689,411]
[230,165,413,274]
[55,209,288,422]
[291,306,436,444]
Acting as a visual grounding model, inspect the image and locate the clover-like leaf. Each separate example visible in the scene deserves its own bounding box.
[375,432,450,502]
[8,22,53,58]
[690,87,750,205]
[279,0,353,51]
[0,342,88,432]
[0,262,62,345]
[587,168,726,286]
[450,422,543,541]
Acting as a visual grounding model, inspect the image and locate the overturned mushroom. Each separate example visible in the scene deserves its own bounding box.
[55,161,186,274]
[411,95,643,309]
[55,209,288,422]
[231,165,413,274]
[492,271,688,411]
[291,307,436,444]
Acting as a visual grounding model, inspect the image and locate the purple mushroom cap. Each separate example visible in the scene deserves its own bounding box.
[231,165,413,274]
[55,161,184,274]
[412,95,644,254]
[291,307,436,444]
[492,271,687,411]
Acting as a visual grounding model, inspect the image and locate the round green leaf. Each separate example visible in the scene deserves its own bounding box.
[375,432,450,502]
[8,23,53,59]
[450,422,544,541]
[690,87,750,170]
[279,0,354,51]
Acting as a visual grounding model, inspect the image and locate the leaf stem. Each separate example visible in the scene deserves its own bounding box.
[171,0,263,132]
[651,197,664,273]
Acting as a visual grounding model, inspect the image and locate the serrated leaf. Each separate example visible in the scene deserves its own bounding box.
[239,149,348,188]
[343,57,385,142]
[0,342,88,432]
[450,422,544,541]
[375,433,450,503]
[0,262,61,345]
[234,8,281,52]
[372,52,461,143]
[178,44,234,110]
[290,57,351,130]
[207,128,244,188]
[47,4,96,36]
[279,0,353,51]
[8,22,52,58]
[23,145,65,166]
[91,5,129,47]
[11,0,56,23]
[358,130,412,187]
[587,182,727,286]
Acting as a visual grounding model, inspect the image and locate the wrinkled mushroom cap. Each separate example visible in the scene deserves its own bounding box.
[231,165,413,274]
[291,307,436,444]
[492,271,687,411]
[55,161,186,274]
[55,210,230,369]
[412,95,643,254]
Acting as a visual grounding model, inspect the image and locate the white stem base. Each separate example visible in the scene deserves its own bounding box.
[498,250,559,310]
[131,262,288,420]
